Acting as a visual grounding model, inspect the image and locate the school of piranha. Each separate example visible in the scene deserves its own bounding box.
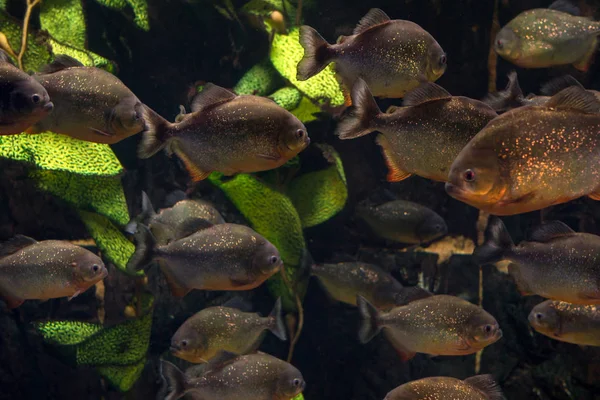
[3,1,600,399]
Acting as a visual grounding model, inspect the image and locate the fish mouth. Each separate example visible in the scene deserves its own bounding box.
[99,268,109,279]
[169,345,181,354]
[444,182,465,199]
[43,102,54,112]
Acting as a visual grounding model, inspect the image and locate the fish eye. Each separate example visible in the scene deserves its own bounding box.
[181,340,188,347]
[439,54,447,65]
[295,129,305,139]
[434,224,443,232]
[292,378,302,387]
[269,255,280,265]
[483,324,493,333]
[535,313,543,320]
[497,39,504,50]
[92,264,100,273]
[463,169,475,182]
[31,94,41,104]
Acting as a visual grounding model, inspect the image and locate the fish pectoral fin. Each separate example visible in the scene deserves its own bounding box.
[589,189,600,200]
[1,294,24,309]
[256,153,281,161]
[171,143,212,182]
[229,275,254,287]
[89,128,114,137]
[68,290,82,301]
[383,329,416,362]
[375,135,412,182]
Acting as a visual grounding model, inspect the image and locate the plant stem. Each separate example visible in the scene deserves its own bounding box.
[17,0,41,71]
[280,267,304,363]
[487,0,500,92]
[295,0,302,27]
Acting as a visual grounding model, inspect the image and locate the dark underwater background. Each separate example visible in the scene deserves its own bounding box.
[2,0,600,399]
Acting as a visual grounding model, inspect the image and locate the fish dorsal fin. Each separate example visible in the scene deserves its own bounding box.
[529,221,575,243]
[0,49,16,66]
[0,235,38,258]
[353,8,391,35]
[222,296,253,312]
[464,375,504,400]
[172,218,214,241]
[483,71,525,112]
[141,191,156,217]
[545,86,600,113]
[203,351,239,376]
[40,55,84,74]
[395,286,433,306]
[190,83,237,113]
[540,75,584,96]
[548,0,580,16]
[402,82,452,107]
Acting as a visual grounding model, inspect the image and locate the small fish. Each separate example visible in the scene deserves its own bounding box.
[297,8,446,98]
[474,217,600,304]
[495,0,600,71]
[357,200,447,244]
[127,222,282,297]
[138,83,310,182]
[529,300,600,346]
[311,262,430,309]
[337,79,497,183]
[159,352,305,400]
[385,375,504,400]
[0,236,107,308]
[357,294,502,360]
[0,49,53,135]
[30,55,146,144]
[170,298,287,363]
[446,86,600,215]
[125,191,225,245]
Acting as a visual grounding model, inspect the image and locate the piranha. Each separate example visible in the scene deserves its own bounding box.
[29,55,147,144]
[0,49,53,135]
[529,300,600,346]
[297,8,446,98]
[446,86,600,215]
[385,375,504,400]
[159,352,306,400]
[170,298,287,363]
[125,191,224,245]
[495,0,600,71]
[127,223,282,297]
[356,199,448,244]
[310,262,431,309]
[0,236,107,308]
[474,217,600,305]
[337,79,497,182]
[138,83,310,182]
[357,294,502,360]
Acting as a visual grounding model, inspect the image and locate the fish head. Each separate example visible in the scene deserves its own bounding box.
[495,27,522,62]
[279,118,310,157]
[528,301,560,336]
[425,42,447,81]
[8,78,53,121]
[72,252,108,285]
[251,239,283,276]
[170,329,208,363]
[109,97,145,136]
[464,311,502,350]
[415,213,447,243]
[446,145,506,207]
[275,365,305,398]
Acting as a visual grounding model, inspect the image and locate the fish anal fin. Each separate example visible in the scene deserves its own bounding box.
[573,38,598,72]
[528,220,575,243]
[222,296,253,312]
[1,294,24,309]
[589,189,600,200]
[163,273,191,298]
[171,143,211,182]
[545,86,600,113]
[203,351,239,376]
[402,82,452,107]
[507,263,534,295]
[464,374,504,400]
[383,329,416,361]
[375,135,411,182]
[353,8,391,35]
[190,83,236,113]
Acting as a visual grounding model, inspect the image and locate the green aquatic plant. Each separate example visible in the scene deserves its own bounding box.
[35,295,154,392]
[233,60,284,96]
[268,87,303,111]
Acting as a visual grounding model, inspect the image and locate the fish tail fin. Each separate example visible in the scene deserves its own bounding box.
[267,297,287,341]
[482,71,524,112]
[336,78,382,139]
[124,191,156,235]
[126,224,157,273]
[138,105,174,159]
[158,360,187,400]
[473,216,515,264]
[297,25,333,81]
[357,295,382,343]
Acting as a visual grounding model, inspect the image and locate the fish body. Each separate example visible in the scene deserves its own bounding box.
[357,199,447,244]
[529,300,600,346]
[0,49,53,134]
[474,217,600,304]
[138,83,309,181]
[337,79,497,183]
[128,223,283,297]
[171,299,286,363]
[357,294,502,360]
[446,86,600,215]
[160,352,305,400]
[495,3,600,71]
[0,236,107,308]
[297,8,446,98]
[31,56,145,144]
[385,375,503,400]
[311,262,412,309]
